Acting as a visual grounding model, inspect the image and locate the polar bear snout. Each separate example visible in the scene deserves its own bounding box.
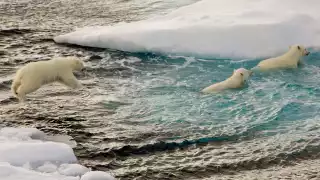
[80,67,87,73]
[302,47,310,56]
[297,45,310,56]
[305,50,310,56]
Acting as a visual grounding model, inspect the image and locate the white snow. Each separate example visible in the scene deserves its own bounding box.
[37,162,58,173]
[0,127,115,180]
[81,171,116,180]
[0,127,46,140]
[58,164,90,177]
[0,141,77,167]
[0,162,78,180]
[54,0,320,58]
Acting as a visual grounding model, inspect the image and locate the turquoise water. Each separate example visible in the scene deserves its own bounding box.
[110,49,320,149]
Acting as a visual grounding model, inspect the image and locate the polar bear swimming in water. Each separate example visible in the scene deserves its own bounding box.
[251,45,310,72]
[201,68,253,93]
[11,56,84,102]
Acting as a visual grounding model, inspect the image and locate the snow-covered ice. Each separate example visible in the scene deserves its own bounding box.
[81,171,116,180]
[58,164,90,177]
[37,162,58,173]
[0,127,46,140]
[0,127,115,180]
[54,0,320,58]
[0,162,78,180]
[0,141,77,167]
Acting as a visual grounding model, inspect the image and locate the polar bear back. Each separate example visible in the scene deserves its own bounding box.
[255,45,308,71]
[16,58,78,85]
[201,73,244,93]
[258,55,298,69]
[225,75,244,88]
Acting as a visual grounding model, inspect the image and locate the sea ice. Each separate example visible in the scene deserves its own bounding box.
[0,127,115,180]
[54,0,320,58]
[81,171,116,180]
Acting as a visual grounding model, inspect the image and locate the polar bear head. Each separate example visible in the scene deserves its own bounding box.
[68,57,85,71]
[233,68,253,82]
[289,45,310,56]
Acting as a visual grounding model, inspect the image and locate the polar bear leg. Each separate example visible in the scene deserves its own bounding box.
[298,59,305,67]
[16,83,42,102]
[288,63,298,69]
[58,73,82,89]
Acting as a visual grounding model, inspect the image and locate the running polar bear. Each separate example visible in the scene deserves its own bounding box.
[11,56,84,102]
[201,68,253,93]
[251,45,310,72]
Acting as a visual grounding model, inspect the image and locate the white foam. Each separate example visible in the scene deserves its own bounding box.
[0,127,115,180]
[54,0,320,58]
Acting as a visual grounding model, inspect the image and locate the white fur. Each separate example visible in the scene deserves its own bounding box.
[11,56,84,102]
[201,68,252,93]
[252,45,310,72]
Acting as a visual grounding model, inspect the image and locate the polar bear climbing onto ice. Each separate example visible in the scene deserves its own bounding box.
[201,68,253,93]
[251,45,310,72]
[11,56,84,102]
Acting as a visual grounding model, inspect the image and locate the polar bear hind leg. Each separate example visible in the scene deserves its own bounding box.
[16,83,42,102]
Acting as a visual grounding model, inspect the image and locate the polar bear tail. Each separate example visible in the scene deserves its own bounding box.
[11,79,21,97]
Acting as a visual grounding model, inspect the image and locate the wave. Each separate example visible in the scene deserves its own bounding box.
[54,0,320,58]
[0,28,33,36]
[87,132,320,179]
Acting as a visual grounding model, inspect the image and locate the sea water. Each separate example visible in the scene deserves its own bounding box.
[54,0,320,147]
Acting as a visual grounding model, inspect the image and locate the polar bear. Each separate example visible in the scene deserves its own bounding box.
[11,56,84,102]
[201,68,253,93]
[251,45,310,72]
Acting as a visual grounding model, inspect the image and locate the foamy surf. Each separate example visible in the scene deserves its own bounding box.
[54,0,320,58]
